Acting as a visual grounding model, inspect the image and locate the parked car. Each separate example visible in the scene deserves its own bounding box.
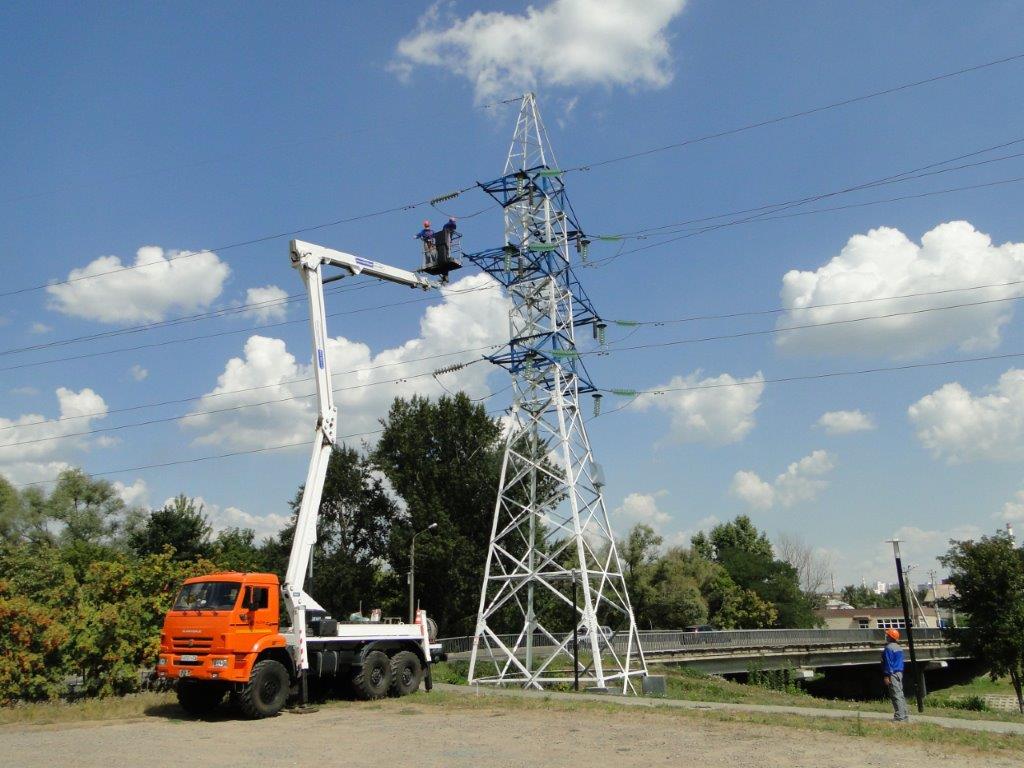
[683,624,717,633]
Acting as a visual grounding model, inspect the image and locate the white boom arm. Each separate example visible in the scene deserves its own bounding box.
[285,239,436,670]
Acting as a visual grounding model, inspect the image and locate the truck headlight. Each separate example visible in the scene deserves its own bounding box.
[158,657,167,666]
[212,658,229,668]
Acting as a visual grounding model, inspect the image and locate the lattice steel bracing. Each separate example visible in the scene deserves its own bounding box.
[466,94,647,693]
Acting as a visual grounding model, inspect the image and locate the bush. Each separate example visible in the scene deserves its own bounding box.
[0,587,70,704]
[930,693,989,711]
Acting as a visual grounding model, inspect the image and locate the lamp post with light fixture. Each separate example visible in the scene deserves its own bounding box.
[409,523,438,623]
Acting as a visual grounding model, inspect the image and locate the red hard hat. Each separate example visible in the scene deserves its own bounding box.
[423,220,431,228]
[886,628,900,641]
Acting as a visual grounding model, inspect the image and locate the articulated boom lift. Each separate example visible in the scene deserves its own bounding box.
[157,240,444,718]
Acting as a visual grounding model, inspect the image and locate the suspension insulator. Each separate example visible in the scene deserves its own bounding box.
[592,392,603,417]
[594,320,607,345]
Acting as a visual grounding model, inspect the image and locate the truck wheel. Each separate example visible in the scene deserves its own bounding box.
[352,650,391,700]
[176,681,224,716]
[389,651,423,697]
[238,659,290,718]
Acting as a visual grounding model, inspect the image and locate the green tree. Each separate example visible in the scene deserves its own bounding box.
[646,547,708,628]
[46,469,130,573]
[278,445,399,619]
[129,495,212,561]
[940,532,1024,713]
[703,516,774,561]
[211,527,265,572]
[373,394,503,634]
[696,516,816,628]
[619,524,663,628]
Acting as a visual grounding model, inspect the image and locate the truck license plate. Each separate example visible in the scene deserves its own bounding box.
[180,654,198,662]
[178,669,191,678]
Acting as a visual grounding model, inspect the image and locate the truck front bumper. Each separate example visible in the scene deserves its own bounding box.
[157,652,251,684]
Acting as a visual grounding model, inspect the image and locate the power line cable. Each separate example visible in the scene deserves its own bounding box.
[0,279,377,357]
[1,342,503,433]
[601,140,1024,241]
[0,281,501,372]
[609,277,1024,327]
[1,359,488,450]
[589,175,1024,267]
[599,350,1024,400]
[566,52,1024,173]
[588,293,1024,356]
[0,184,479,300]
[12,399,510,488]
[10,54,1023,301]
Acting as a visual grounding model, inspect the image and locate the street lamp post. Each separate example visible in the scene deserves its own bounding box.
[409,523,437,623]
[887,539,925,713]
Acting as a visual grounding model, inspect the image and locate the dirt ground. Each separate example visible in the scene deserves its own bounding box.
[0,697,1016,768]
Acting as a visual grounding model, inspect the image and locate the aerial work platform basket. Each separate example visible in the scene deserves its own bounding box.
[420,229,462,283]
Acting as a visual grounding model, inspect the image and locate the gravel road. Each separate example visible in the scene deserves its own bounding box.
[0,697,1015,768]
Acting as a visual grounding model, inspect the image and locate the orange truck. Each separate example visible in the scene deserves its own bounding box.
[157,572,440,717]
[157,241,447,717]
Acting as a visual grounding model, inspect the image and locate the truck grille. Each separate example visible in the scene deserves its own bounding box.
[172,636,214,654]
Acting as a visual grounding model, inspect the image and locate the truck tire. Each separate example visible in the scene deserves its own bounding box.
[352,650,391,700]
[176,681,224,716]
[238,659,290,718]
[389,651,423,697]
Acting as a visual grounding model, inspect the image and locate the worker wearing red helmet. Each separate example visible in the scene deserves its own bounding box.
[882,628,909,722]
[416,220,434,242]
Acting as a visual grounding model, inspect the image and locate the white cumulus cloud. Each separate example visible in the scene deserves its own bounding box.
[815,409,876,435]
[47,245,230,324]
[243,285,290,323]
[613,490,671,531]
[165,495,289,539]
[114,479,149,508]
[0,387,110,485]
[909,368,1024,463]
[185,273,509,450]
[392,0,688,101]
[634,370,764,445]
[129,364,149,382]
[776,221,1024,358]
[730,450,835,511]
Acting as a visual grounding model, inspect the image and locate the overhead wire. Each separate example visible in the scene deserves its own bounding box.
[0,280,503,372]
[1,342,504,433]
[7,52,1023,301]
[588,175,1024,268]
[1,359,491,451]
[11,396,512,488]
[565,52,1024,174]
[599,138,1024,242]
[587,293,1024,356]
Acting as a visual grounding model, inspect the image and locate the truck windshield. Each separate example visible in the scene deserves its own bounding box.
[173,581,241,611]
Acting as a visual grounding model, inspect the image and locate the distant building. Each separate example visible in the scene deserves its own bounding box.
[873,581,888,594]
[815,606,943,630]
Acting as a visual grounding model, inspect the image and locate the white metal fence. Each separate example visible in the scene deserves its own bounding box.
[439,628,951,657]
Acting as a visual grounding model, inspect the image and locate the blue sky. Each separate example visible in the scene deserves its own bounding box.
[3,1,1024,587]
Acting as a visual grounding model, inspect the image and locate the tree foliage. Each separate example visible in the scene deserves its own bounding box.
[940,532,1024,713]
[129,495,212,561]
[373,394,503,634]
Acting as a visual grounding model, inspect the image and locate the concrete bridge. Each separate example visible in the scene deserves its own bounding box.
[441,628,966,678]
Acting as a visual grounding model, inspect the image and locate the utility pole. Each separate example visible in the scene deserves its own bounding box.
[887,539,925,713]
[408,523,437,623]
[466,93,646,693]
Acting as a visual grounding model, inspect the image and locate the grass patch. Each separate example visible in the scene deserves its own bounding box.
[414,687,1024,757]
[0,692,177,727]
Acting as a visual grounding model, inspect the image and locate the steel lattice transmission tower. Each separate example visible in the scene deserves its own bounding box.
[466,94,647,693]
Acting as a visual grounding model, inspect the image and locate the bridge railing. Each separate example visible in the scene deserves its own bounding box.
[439,628,950,657]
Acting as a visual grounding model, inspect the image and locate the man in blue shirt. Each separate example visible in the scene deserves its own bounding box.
[882,628,909,721]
